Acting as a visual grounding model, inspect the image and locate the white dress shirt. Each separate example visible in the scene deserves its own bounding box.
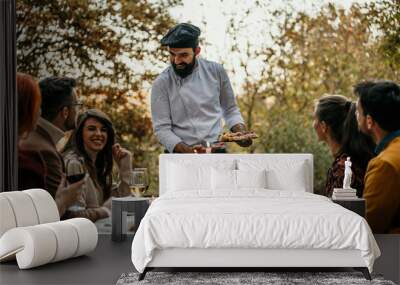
[151,58,244,152]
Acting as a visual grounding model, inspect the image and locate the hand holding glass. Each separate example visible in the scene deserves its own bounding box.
[128,168,149,197]
[66,159,86,211]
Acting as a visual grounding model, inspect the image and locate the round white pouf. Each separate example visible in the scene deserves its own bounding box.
[42,221,79,262]
[0,226,57,269]
[0,192,39,227]
[24,189,60,224]
[0,190,98,269]
[65,218,98,257]
[0,196,17,237]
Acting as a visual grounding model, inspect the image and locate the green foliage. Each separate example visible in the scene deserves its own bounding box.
[366,0,400,74]
[17,0,180,195]
[234,1,399,193]
[17,0,179,87]
[255,111,331,194]
[17,0,399,195]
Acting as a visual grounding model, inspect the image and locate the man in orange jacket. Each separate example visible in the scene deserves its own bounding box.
[355,80,400,234]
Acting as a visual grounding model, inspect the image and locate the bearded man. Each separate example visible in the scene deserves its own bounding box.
[151,23,252,153]
[20,76,83,198]
[355,80,400,233]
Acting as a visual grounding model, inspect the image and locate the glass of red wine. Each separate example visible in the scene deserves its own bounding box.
[66,158,86,211]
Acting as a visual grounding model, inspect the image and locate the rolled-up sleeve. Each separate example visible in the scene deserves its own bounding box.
[151,79,182,153]
[218,65,244,128]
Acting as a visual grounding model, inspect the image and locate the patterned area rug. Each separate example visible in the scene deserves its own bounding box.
[116,271,395,285]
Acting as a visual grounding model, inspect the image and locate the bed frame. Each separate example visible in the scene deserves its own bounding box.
[138,154,371,280]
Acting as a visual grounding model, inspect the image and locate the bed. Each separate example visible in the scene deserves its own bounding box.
[131,154,380,280]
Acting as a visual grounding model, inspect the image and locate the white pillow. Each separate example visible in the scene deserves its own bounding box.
[167,162,212,191]
[211,169,268,191]
[236,169,267,189]
[167,159,236,170]
[166,159,236,192]
[266,167,306,191]
[238,159,308,191]
[212,168,237,191]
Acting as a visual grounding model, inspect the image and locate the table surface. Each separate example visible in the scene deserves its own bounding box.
[112,196,151,202]
[0,235,134,285]
[332,198,365,201]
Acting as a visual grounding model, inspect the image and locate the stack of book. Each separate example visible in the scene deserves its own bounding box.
[332,188,357,200]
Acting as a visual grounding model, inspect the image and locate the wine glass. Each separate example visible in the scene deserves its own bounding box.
[65,158,86,211]
[128,168,149,197]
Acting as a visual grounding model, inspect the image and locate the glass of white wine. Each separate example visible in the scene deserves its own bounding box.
[128,168,148,197]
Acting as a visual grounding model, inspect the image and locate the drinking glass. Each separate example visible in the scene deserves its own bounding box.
[128,168,149,197]
[65,158,86,211]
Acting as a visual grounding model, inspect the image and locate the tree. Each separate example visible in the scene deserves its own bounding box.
[366,0,400,76]
[17,0,179,87]
[17,0,398,195]
[226,2,398,193]
[17,0,181,195]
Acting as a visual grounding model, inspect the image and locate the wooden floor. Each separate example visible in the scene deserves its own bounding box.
[0,235,134,285]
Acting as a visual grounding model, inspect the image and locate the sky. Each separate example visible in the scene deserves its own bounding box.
[170,0,372,59]
[168,0,373,91]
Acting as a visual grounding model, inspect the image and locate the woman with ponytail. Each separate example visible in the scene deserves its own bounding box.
[313,95,375,197]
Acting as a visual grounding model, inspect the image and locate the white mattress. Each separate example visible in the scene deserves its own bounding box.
[131,190,380,273]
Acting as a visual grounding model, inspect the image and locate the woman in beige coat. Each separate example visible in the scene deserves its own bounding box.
[62,109,132,222]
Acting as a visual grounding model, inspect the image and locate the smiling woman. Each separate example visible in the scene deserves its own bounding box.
[60,109,133,222]
[83,118,109,153]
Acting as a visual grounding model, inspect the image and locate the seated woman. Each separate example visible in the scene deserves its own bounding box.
[62,109,132,222]
[17,73,83,216]
[313,95,375,197]
[17,73,45,189]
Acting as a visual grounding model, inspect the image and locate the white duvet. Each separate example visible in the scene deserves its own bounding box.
[131,190,380,273]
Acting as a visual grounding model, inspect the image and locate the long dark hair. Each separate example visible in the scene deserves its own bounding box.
[315,95,375,170]
[63,109,115,200]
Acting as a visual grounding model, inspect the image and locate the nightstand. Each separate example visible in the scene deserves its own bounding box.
[111,197,150,241]
[332,198,365,217]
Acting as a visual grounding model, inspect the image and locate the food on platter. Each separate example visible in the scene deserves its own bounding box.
[218,131,258,142]
[192,141,226,153]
